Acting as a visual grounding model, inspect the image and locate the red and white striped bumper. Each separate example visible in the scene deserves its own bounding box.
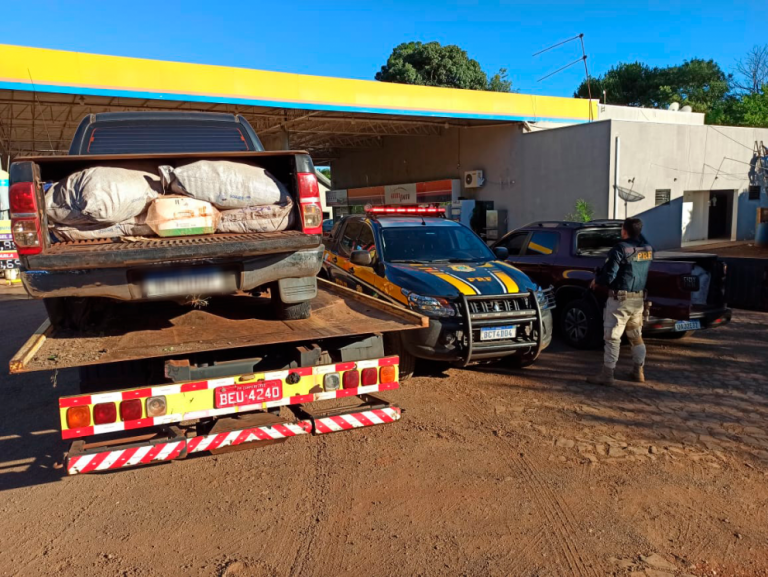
[66,408,401,475]
[313,407,401,434]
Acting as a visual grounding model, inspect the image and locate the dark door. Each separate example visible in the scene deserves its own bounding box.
[707,191,731,240]
[505,231,559,286]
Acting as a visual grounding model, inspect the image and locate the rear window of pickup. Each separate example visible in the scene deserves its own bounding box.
[84,123,255,154]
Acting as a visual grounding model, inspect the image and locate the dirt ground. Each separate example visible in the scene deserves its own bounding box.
[1,286,767,577]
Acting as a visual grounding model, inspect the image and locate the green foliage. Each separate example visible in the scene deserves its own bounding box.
[564,199,595,223]
[317,167,331,180]
[575,59,731,113]
[376,41,512,92]
[709,87,768,128]
[487,68,513,93]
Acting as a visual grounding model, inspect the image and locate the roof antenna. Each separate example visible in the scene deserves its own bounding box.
[533,33,593,121]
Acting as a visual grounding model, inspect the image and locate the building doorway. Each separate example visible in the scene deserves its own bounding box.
[682,189,735,245]
[707,190,733,240]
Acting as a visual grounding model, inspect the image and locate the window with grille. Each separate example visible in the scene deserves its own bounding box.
[749,185,761,201]
[655,189,671,206]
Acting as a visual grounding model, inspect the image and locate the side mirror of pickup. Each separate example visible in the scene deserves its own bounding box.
[350,250,373,267]
[493,246,509,260]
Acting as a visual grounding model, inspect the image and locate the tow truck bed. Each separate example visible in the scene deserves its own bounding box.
[10,279,427,373]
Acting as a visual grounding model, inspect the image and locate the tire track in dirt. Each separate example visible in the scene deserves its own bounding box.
[497,526,547,576]
[287,439,331,577]
[463,378,602,577]
[11,478,112,577]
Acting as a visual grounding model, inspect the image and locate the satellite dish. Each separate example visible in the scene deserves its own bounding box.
[668,102,680,112]
[615,185,646,218]
[680,105,693,113]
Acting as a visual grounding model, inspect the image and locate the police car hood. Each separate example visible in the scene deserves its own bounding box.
[386,261,537,298]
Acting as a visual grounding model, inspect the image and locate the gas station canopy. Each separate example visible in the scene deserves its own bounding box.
[0,44,596,163]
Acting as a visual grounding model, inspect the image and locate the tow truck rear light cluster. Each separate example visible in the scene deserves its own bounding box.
[297,172,323,235]
[9,182,44,255]
[367,206,445,215]
[65,395,168,428]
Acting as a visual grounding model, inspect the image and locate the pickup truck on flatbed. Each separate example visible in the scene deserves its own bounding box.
[9,112,324,325]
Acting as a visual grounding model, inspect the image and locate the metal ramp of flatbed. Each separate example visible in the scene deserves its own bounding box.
[10,279,426,374]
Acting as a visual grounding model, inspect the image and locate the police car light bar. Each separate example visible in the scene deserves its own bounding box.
[367,206,446,215]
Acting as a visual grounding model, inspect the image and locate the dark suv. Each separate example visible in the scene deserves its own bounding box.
[492,221,731,348]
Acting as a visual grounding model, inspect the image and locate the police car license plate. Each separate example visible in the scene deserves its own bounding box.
[480,326,517,341]
[674,320,701,332]
[144,269,227,298]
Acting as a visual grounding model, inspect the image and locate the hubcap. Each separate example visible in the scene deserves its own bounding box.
[564,308,588,342]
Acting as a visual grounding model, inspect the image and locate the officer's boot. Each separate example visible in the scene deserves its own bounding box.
[586,365,615,386]
[629,363,645,383]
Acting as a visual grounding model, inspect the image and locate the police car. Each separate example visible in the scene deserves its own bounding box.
[322,206,554,377]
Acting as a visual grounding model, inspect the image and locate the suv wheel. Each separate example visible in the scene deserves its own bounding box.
[560,299,602,349]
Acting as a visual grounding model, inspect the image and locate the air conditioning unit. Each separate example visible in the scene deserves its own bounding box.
[464,170,485,188]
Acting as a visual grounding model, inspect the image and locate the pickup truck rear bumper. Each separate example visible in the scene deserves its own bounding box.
[644,306,732,334]
[21,245,324,300]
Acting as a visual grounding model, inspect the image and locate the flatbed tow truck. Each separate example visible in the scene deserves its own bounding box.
[9,279,425,475]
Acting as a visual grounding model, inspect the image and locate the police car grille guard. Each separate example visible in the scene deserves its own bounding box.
[461,290,543,366]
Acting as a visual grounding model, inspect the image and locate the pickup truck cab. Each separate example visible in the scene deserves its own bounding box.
[9,112,324,326]
[322,207,555,376]
[492,220,731,348]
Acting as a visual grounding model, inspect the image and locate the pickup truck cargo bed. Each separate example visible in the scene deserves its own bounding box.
[10,280,427,373]
[26,230,319,270]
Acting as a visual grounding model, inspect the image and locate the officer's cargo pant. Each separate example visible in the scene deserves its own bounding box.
[603,294,646,369]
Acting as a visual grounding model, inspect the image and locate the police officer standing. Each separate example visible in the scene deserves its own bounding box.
[587,218,653,386]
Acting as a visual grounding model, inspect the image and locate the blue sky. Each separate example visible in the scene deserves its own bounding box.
[2,0,765,97]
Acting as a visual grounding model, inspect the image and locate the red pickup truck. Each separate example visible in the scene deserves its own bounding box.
[492,220,731,348]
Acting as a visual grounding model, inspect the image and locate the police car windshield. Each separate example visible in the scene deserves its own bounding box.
[576,228,623,255]
[381,226,495,263]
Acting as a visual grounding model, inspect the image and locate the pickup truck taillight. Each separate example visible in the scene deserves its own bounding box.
[297,172,323,235]
[10,182,43,255]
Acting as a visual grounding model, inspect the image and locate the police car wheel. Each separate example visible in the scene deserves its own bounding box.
[560,299,601,349]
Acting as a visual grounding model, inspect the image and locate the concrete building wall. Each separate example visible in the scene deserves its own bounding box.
[333,121,612,231]
[332,114,768,249]
[607,121,768,248]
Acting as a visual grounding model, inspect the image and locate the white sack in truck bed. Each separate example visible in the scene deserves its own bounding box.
[46,166,160,226]
[51,213,154,241]
[159,161,287,209]
[218,198,295,234]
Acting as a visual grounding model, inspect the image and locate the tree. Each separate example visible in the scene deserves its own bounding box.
[734,45,768,95]
[575,59,731,113]
[376,41,512,92]
[709,87,768,128]
[575,62,655,107]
